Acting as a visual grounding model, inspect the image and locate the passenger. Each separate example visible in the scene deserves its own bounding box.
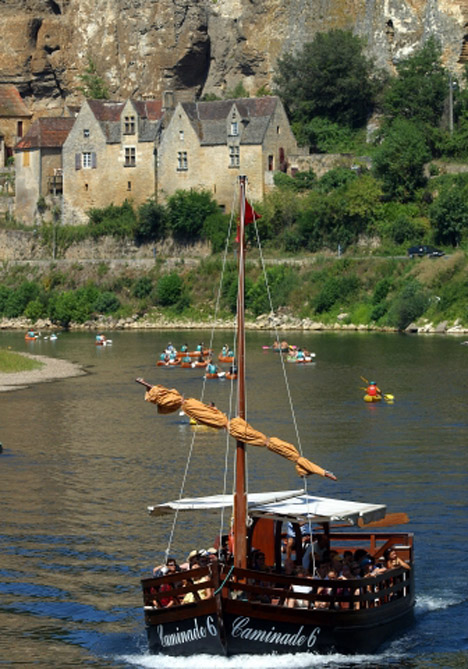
[207,360,218,375]
[151,557,181,608]
[384,547,410,570]
[366,381,382,398]
[229,363,238,375]
[315,568,338,609]
[180,343,188,353]
[182,354,191,363]
[169,349,177,361]
[287,567,312,609]
[296,348,305,361]
[228,348,234,357]
[221,344,229,356]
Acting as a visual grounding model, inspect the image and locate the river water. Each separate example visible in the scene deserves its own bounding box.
[1,330,467,669]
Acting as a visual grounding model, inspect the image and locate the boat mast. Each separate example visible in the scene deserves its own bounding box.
[233,175,247,569]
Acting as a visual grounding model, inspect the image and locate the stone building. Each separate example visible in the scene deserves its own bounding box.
[157,96,304,211]
[14,117,75,224]
[0,84,32,167]
[62,99,163,224]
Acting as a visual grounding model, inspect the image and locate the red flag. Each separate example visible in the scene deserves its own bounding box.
[236,198,261,243]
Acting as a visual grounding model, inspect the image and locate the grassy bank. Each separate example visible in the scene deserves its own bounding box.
[0,349,44,373]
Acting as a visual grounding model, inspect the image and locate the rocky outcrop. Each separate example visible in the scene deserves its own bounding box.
[0,0,466,116]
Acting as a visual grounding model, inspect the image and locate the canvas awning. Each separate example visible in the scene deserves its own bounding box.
[148,490,386,526]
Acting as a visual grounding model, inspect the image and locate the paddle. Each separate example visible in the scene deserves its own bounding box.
[357,512,409,528]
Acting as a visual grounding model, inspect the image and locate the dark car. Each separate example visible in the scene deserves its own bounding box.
[408,245,445,258]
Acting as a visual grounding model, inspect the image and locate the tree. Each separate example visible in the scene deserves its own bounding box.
[156,273,183,306]
[383,37,448,129]
[430,182,468,246]
[274,30,376,129]
[135,200,166,244]
[78,58,109,100]
[372,119,431,201]
[166,189,219,241]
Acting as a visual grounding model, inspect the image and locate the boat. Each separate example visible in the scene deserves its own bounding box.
[157,359,180,367]
[135,176,414,658]
[218,354,235,364]
[25,331,39,341]
[287,353,316,364]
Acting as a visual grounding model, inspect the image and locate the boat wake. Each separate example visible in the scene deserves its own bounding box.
[121,649,405,669]
[415,592,465,613]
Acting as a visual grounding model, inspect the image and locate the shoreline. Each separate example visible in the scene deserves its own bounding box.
[0,353,86,393]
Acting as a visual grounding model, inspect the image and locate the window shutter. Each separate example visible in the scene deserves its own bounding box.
[91,152,97,169]
[75,153,81,170]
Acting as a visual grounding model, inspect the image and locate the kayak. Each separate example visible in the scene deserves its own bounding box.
[287,354,316,363]
[364,394,382,403]
[218,355,235,363]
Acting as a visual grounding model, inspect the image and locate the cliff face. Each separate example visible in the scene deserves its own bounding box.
[0,0,466,114]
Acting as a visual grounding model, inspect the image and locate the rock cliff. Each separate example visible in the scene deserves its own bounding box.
[0,0,467,115]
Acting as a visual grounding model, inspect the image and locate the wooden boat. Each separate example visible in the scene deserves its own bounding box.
[157,359,180,367]
[136,176,414,658]
[218,354,235,363]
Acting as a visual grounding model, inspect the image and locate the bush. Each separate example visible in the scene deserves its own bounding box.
[166,190,219,240]
[202,211,231,253]
[132,277,153,299]
[314,274,360,313]
[135,200,166,244]
[87,201,136,239]
[386,280,429,330]
[156,273,183,306]
[95,291,120,314]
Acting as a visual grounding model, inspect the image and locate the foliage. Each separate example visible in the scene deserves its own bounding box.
[87,201,137,238]
[94,291,120,314]
[382,38,448,130]
[429,181,468,246]
[202,211,231,253]
[156,273,183,307]
[274,30,376,129]
[273,169,316,192]
[2,281,40,318]
[225,82,250,99]
[132,277,153,299]
[372,119,431,201]
[313,274,360,313]
[385,280,429,330]
[135,200,166,244]
[247,265,300,316]
[294,117,360,153]
[77,58,110,99]
[166,189,219,240]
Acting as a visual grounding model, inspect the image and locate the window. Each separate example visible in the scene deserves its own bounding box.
[179,130,184,141]
[230,121,239,136]
[229,145,240,168]
[127,181,132,191]
[177,151,188,170]
[268,154,273,171]
[17,121,23,138]
[83,129,90,138]
[23,151,30,167]
[124,147,136,167]
[124,115,136,134]
[82,152,92,168]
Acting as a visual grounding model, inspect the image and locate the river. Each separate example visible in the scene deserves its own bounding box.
[1,330,467,668]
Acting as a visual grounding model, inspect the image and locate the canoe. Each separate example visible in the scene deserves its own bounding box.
[157,359,180,367]
[218,355,235,363]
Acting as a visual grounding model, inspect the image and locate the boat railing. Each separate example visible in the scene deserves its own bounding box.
[219,565,413,611]
[328,531,414,564]
[141,565,219,611]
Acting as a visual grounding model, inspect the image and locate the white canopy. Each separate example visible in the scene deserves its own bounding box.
[148,490,386,526]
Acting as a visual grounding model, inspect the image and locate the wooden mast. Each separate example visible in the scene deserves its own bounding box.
[233,175,247,568]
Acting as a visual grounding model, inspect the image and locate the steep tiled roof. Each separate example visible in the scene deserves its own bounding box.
[15,117,75,150]
[87,99,162,143]
[132,99,164,121]
[182,96,279,145]
[0,84,32,118]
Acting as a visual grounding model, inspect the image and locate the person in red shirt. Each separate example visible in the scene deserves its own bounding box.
[367,381,381,398]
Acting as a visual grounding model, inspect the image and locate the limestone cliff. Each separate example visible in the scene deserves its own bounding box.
[0,0,466,115]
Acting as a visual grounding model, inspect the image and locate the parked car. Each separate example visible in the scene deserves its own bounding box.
[408,245,445,258]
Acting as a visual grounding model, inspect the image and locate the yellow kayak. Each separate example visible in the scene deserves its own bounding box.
[364,393,394,403]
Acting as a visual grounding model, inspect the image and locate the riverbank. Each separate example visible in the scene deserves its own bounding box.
[1,313,468,335]
[0,353,86,393]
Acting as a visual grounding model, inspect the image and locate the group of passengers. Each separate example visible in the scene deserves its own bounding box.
[150,548,220,608]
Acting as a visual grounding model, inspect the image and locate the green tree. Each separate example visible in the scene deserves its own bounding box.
[202,211,231,253]
[156,273,183,306]
[430,182,468,246]
[383,38,448,129]
[135,200,166,244]
[386,280,429,330]
[274,30,376,129]
[166,189,219,240]
[372,119,431,201]
[78,58,109,99]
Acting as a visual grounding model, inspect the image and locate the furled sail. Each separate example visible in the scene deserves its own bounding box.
[144,385,336,481]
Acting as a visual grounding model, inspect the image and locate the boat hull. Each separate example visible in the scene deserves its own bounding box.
[223,595,414,655]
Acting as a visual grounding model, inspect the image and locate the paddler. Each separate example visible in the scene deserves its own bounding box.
[367,381,382,399]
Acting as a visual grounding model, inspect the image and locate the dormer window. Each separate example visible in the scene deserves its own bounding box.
[179,130,184,141]
[124,115,136,134]
[230,121,239,136]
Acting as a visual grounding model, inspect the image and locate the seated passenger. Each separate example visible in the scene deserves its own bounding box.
[384,546,411,570]
[287,568,312,609]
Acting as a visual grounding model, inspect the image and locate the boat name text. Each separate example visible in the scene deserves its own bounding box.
[157,616,218,647]
[231,616,321,648]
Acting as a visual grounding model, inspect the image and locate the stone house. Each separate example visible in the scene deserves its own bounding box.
[156,96,303,211]
[14,117,75,224]
[62,99,163,224]
[0,84,32,167]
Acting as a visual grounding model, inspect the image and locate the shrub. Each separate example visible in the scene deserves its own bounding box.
[132,277,153,299]
[202,211,231,253]
[166,190,219,240]
[135,200,166,244]
[156,273,183,306]
[95,291,120,314]
[386,280,429,330]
